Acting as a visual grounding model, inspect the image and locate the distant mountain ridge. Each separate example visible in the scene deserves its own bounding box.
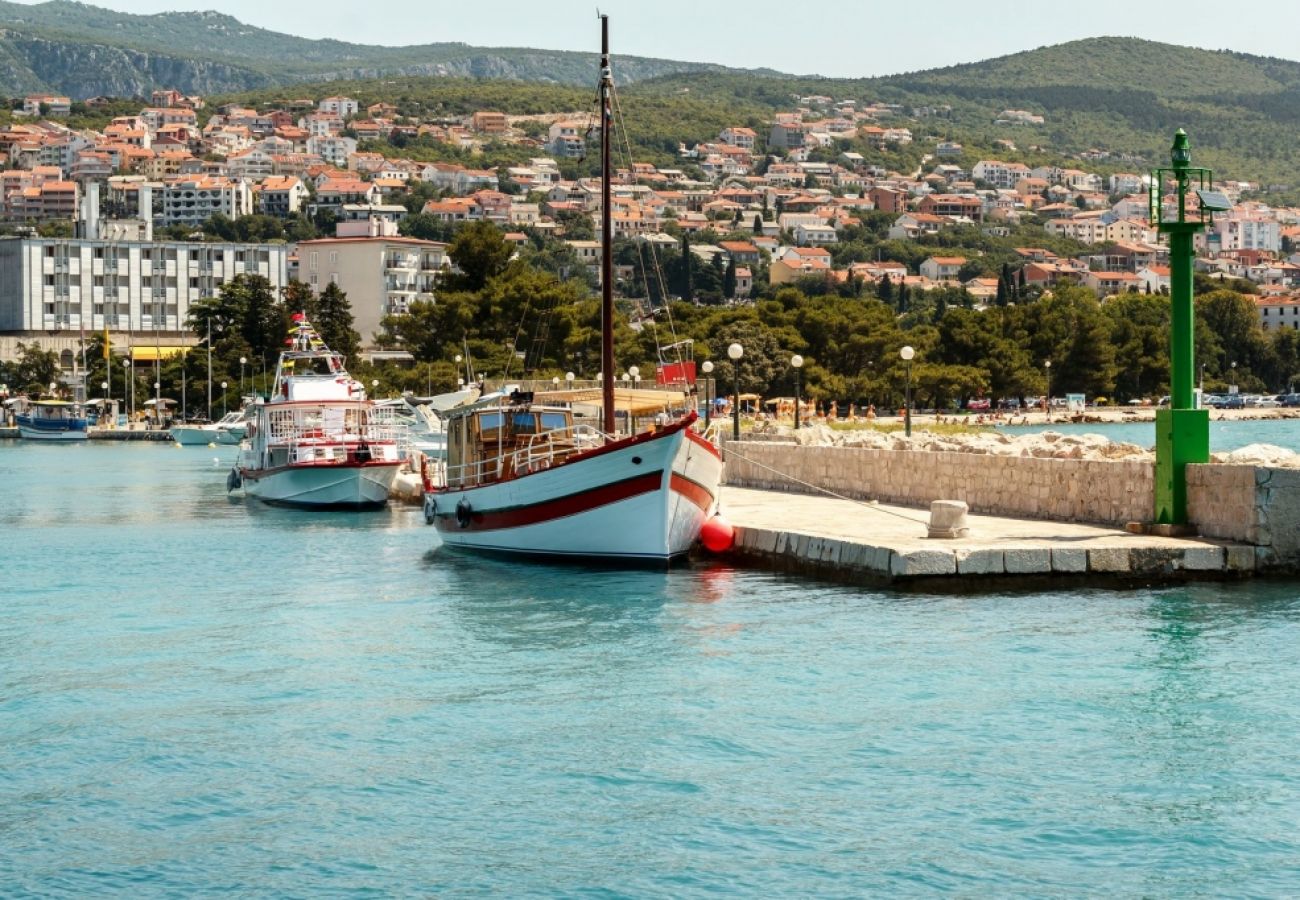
[0,0,757,97]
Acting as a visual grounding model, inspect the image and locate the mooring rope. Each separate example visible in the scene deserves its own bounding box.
[721,442,930,526]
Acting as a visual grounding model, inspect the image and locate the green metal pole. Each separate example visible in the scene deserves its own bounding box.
[1169,224,1195,410]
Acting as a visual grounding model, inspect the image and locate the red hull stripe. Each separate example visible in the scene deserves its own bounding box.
[685,427,723,461]
[437,470,664,533]
[670,473,715,512]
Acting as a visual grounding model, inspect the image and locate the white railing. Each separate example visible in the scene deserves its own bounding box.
[264,404,402,447]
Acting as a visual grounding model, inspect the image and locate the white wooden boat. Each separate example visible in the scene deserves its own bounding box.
[422,18,724,563]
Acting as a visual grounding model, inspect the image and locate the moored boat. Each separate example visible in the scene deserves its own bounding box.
[422,17,724,564]
[16,399,89,441]
[229,315,401,509]
[170,410,249,446]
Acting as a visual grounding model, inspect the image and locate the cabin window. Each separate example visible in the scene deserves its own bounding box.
[511,412,539,433]
[539,412,568,431]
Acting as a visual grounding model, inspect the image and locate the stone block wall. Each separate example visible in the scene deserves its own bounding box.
[721,440,1154,526]
[1188,463,1300,568]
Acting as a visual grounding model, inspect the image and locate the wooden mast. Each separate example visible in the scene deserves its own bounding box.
[599,14,615,436]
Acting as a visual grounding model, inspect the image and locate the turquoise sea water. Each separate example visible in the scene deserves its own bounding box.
[1000,416,1300,452]
[4,441,1300,896]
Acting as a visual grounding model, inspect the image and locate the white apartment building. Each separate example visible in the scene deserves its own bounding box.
[548,121,589,158]
[306,135,358,167]
[293,237,449,347]
[161,177,254,227]
[0,237,288,341]
[1214,216,1282,253]
[318,96,359,119]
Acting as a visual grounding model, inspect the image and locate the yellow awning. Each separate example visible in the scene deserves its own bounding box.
[129,346,189,361]
[538,388,682,416]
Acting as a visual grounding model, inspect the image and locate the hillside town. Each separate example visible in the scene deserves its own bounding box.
[3,86,1300,376]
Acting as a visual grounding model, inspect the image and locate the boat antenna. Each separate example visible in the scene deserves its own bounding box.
[599,12,615,435]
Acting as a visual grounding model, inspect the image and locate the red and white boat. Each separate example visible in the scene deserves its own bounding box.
[422,18,724,563]
[229,315,402,509]
[424,392,722,562]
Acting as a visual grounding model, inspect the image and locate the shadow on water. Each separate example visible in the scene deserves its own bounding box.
[422,547,688,650]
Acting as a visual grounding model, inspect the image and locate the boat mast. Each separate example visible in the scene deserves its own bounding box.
[599,14,615,436]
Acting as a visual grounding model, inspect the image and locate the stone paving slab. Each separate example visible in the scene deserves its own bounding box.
[720,485,1255,585]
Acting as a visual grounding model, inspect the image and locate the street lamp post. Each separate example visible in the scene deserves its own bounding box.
[239,356,247,398]
[100,380,108,426]
[727,342,743,441]
[1231,361,1237,395]
[565,371,575,389]
[900,345,915,437]
[220,381,227,416]
[1044,359,1052,423]
[701,360,714,422]
[153,381,161,428]
[791,354,804,430]
[206,317,213,421]
[123,357,133,421]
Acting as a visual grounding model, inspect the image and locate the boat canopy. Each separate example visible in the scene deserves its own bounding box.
[537,388,681,416]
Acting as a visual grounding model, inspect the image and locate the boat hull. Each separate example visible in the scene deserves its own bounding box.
[240,461,400,510]
[17,416,89,441]
[169,425,221,446]
[429,421,722,562]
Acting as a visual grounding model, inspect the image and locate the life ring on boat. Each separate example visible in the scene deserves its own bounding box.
[226,467,242,492]
[423,496,437,525]
[455,498,472,529]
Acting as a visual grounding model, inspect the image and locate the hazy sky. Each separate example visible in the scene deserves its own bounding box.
[15,0,1299,78]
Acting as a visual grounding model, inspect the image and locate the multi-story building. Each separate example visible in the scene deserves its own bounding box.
[306,135,359,167]
[256,176,308,217]
[160,176,254,227]
[292,236,449,347]
[548,121,589,158]
[317,96,359,119]
[0,237,288,352]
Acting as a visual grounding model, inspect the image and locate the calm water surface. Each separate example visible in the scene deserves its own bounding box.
[3,441,1300,896]
[1001,415,1300,452]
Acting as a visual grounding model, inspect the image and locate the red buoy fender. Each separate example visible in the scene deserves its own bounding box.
[699,514,735,553]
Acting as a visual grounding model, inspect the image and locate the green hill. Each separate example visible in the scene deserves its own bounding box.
[0,0,757,97]
[639,37,1300,191]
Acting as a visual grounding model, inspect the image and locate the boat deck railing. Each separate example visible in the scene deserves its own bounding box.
[264,405,402,447]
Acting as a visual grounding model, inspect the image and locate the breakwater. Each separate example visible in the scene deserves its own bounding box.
[720,439,1300,576]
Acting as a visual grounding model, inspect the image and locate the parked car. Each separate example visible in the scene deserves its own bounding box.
[1210,394,1244,409]
[1281,393,1300,408]
[1251,395,1282,408]
[966,397,991,411]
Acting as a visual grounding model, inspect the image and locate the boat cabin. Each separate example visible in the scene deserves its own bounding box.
[444,393,580,489]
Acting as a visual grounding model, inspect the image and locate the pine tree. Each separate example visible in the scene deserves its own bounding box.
[995,275,1009,307]
[933,294,948,323]
[753,213,763,234]
[682,233,693,301]
[877,273,894,303]
[723,256,737,300]
[315,282,361,361]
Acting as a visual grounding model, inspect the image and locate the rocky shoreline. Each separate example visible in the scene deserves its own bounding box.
[749,420,1300,467]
